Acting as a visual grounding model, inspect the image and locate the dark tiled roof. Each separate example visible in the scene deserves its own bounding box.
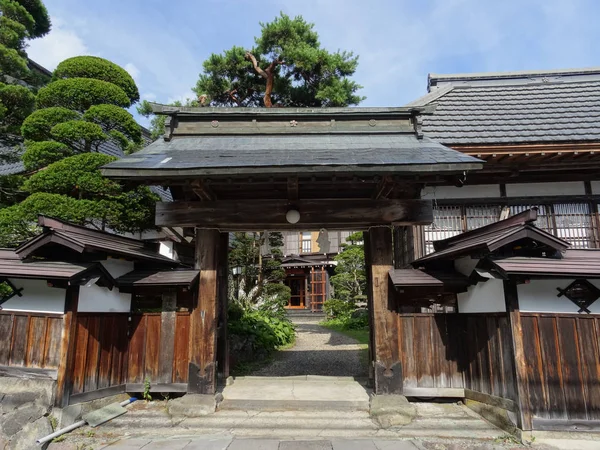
[116,269,199,287]
[15,216,177,265]
[0,137,24,176]
[102,134,481,178]
[407,67,600,145]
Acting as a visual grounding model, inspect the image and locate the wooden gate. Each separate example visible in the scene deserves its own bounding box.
[310,267,326,311]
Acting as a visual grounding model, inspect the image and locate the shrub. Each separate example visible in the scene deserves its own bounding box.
[36,78,131,111]
[53,56,139,104]
[22,141,73,171]
[323,298,355,319]
[21,107,79,141]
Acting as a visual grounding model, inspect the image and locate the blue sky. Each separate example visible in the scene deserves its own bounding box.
[27,0,600,125]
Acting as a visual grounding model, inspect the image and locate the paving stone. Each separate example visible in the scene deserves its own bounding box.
[280,440,333,450]
[226,439,280,450]
[373,441,420,450]
[142,439,191,449]
[104,438,151,449]
[182,437,233,450]
[331,438,378,449]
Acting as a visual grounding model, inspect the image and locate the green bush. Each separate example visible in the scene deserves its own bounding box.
[53,56,139,104]
[228,304,295,363]
[36,78,131,111]
[323,298,355,319]
[21,107,79,141]
[22,141,73,171]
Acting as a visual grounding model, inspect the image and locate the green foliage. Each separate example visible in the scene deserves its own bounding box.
[0,15,28,50]
[0,192,97,246]
[36,78,131,111]
[228,303,295,358]
[143,377,152,402]
[330,232,366,303]
[15,0,51,38]
[23,153,121,197]
[194,12,364,107]
[83,104,142,144]
[323,298,355,319]
[53,56,139,104]
[136,98,198,141]
[0,83,35,133]
[0,43,28,80]
[50,120,106,151]
[1,0,35,37]
[22,140,73,170]
[21,107,79,141]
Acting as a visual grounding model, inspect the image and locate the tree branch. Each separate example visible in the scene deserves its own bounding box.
[245,51,268,79]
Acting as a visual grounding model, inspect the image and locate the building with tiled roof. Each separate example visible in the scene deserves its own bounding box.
[406,67,600,258]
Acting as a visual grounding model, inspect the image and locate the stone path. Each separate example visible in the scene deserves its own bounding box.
[251,317,367,378]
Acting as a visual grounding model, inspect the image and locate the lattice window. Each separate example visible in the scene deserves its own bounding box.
[553,203,593,248]
[509,204,552,231]
[465,205,502,231]
[423,206,463,255]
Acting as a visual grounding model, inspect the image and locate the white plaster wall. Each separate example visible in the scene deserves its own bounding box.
[457,279,506,313]
[100,259,134,278]
[421,185,500,200]
[159,241,175,260]
[1,278,65,313]
[506,182,584,197]
[518,279,600,314]
[78,284,131,313]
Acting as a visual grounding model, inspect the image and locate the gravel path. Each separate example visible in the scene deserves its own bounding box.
[251,316,368,377]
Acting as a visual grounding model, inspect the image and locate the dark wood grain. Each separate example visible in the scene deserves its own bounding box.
[144,314,161,382]
[26,316,46,368]
[10,315,28,366]
[127,314,146,384]
[156,198,433,229]
[557,317,587,420]
[0,314,14,365]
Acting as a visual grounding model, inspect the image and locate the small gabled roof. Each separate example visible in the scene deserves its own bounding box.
[388,269,443,289]
[413,209,570,264]
[407,67,600,145]
[15,216,177,265]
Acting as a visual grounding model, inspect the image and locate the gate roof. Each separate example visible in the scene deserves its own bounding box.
[102,105,482,182]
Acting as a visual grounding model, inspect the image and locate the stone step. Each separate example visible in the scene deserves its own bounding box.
[219,376,371,412]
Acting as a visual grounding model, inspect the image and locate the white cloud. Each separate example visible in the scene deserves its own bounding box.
[124,63,140,81]
[142,92,157,101]
[27,17,88,70]
[167,91,197,106]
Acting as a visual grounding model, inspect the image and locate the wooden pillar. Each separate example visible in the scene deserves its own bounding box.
[189,229,221,394]
[504,279,533,431]
[54,286,79,407]
[158,289,177,384]
[393,226,415,269]
[216,232,230,381]
[367,227,402,394]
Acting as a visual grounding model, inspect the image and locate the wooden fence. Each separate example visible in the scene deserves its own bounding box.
[521,313,600,427]
[398,313,517,405]
[0,311,63,376]
[69,312,191,403]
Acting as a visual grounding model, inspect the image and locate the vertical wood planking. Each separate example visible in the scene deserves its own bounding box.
[0,313,14,365]
[537,316,566,419]
[26,316,47,368]
[217,232,230,381]
[499,316,516,401]
[557,317,588,420]
[415,315,433,387]
[97,315,114,390]
[144,314,161,383]
[71,316,88,395]
[399,316,416,388]
[578,317,600,420]
[10,315,28,366]
[159,292,177,384]
[127,314,146,384]
[83,317,101,393]
[173,313,191,383]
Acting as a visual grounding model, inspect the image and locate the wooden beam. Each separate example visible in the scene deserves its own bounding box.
[504,279,533,431]
[191,180,216,201]
[367,227,402,394]
[216,232,230,381]
[393,226,415,269]
[287,176,299,201]
[158,290,177,384]
[372,176,396,200]
[54,286,79,407]
[188,229,220,394]
[156,199,433,230]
